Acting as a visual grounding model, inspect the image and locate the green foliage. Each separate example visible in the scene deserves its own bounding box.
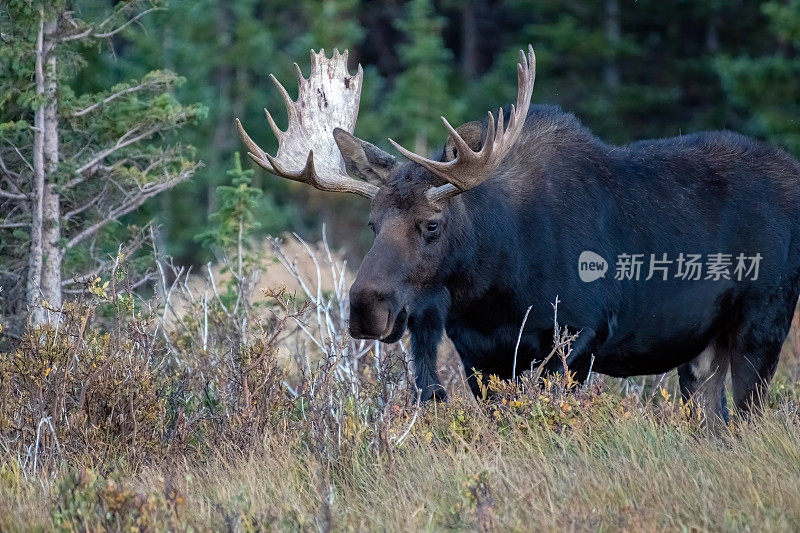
[197,151,264,252]
[111,0,296,260]
[0,0,204,322]
[386,0,463,153]
[196,151,289,305]
[716,1,800,153]
[20,0,793,268]
[4,0,800,298]
[302,0,364,51]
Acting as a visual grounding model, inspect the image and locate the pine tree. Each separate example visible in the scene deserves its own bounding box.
[116,0,335,262]
[385,0,463,154]
[0,0,204,326]
[196,151,265,338]
[197,151,262,258]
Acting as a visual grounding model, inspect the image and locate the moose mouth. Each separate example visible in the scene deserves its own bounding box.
[380,308,408,343]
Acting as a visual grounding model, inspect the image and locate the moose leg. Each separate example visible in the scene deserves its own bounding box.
[730,349,780,414]
[730,287,797,414]
[678,342,730,424]
[408,307,447,402]
[729,324,786,414]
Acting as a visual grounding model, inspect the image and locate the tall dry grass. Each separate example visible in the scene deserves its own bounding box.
[0,234,799,531]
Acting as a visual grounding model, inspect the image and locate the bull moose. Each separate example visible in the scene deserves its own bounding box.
[237,47,800,421]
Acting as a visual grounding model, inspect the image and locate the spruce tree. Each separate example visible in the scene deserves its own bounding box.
[386,0,463,154]
[0,0,204,326]
[197,151,262,262]
[117,0,335,261]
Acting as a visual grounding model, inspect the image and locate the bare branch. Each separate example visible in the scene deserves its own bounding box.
[0,153,27,200]
[3,139,35,174]
[66,166,196,249]
[0,187,26,200]
[69,82,153,118]
[69,125,161,185]
[61,226,153,288]
[56,27,92,43]
[62,188,104,221]
[92,7,163,39]
[58,7,164,42]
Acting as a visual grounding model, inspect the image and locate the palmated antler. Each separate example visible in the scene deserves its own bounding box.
[389,45,536,203]
[236,49,379,199]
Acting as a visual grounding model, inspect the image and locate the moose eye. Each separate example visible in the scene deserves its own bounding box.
[426,221,440,233]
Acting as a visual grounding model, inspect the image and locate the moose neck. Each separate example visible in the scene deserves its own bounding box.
[443,181,521,307]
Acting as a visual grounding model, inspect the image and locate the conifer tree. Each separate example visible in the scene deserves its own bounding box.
[196,152,264,340]
[0,0,204,325]
[197,152,262,262]
[119,0,321,260]
[385,0,463,154]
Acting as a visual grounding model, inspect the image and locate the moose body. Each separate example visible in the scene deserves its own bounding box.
[238,47,800,421]
[414,105,800,416]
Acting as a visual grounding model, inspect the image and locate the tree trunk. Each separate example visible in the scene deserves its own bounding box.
[41,185,62,317]
[27,12,46,325]
[209,2,233,216]
[27,10,60,325]
[604,0,620,91]
[461,1,478,80]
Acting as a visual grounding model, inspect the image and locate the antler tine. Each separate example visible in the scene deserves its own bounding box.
[389,45,535,203]
[442,117,476,162]
[482,110,497,156]
[264,108,282,140]
[269,73,298,124]
[496,107,505,145]
[236,118,270,165]
[293,62,305,86]
[235,49,378,199]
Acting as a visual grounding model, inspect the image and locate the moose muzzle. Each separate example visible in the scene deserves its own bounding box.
[348,280,406,342]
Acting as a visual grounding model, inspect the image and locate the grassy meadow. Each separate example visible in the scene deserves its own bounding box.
[1,237,800,532]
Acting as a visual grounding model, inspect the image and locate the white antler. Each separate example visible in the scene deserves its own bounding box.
[236,49,379,199]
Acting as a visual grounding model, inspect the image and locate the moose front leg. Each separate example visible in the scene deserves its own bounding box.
[408,304,448,402]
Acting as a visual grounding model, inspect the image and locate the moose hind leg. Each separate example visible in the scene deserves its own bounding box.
[730,337,784,415]
[678,342,730,424]
[730,286,798,415]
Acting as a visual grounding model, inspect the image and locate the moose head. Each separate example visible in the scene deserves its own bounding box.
[237,46,535,343]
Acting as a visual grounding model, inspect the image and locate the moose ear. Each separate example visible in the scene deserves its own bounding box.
[333,128,396,186]
[443,121,485,161]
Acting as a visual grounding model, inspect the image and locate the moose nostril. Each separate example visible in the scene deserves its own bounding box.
[352,285,395,305]
[348,284,399,339]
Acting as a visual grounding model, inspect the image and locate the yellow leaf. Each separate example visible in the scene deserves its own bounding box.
[659,387,671,402]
